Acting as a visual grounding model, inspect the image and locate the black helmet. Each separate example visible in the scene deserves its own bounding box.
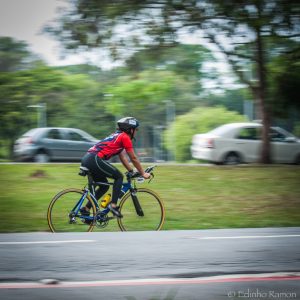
[117,117,139,131]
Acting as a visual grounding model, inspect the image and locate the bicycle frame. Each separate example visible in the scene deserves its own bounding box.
[72,180,133,223]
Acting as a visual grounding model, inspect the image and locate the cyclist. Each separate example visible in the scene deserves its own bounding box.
[80,117,151,218]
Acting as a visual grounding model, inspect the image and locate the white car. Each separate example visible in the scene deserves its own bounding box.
[191,122,300,165]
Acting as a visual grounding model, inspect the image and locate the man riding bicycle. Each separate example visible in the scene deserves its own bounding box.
[80,117,151,218]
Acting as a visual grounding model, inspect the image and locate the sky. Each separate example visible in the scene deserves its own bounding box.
[0,0,236,89]
[0,0,86,66]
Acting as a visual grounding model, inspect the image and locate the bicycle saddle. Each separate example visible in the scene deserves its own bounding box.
[78,166,89,176]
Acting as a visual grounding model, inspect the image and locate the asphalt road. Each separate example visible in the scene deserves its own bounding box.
[0,227,300,300]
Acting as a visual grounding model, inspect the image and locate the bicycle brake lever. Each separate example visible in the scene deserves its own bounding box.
[148,172,154,183]
[145,165,156,173]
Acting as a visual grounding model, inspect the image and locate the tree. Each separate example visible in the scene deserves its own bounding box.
[46,0,300,163]
[125,44,210,94]
[202,88,250,115]
[0,37,42,71]
[104,69,199,118]
[268,47,300,117]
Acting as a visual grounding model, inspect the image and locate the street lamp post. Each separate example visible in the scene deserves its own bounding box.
[27,103,47,127]
[239,65,257,120]
[164,100,176,162]
[153,125,164,162]
[104,93,121,124]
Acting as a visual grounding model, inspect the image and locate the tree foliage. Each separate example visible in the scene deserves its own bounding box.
[268,47,300,117]
[0,36,43,72]
[0,38,212,159]
[201,89,250,115]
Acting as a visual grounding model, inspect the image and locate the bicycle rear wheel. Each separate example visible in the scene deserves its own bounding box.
[117,188,165,231]
[47,188,96,232]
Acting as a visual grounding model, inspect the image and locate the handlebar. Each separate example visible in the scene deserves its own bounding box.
[125,165,156,182]
[144,165,155,173]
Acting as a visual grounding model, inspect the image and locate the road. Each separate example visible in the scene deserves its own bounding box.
[0,227,300,300]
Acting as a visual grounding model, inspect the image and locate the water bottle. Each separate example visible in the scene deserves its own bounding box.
[101,193,111,208]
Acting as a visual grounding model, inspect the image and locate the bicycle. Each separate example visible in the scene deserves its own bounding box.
[47,165,165,232]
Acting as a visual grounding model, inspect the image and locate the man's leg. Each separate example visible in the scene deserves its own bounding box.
[80,153,109,213]
[94,156,124,217]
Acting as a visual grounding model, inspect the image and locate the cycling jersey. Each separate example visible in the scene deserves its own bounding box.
[88,131,133,160]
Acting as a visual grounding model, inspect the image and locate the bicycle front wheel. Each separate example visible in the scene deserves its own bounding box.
[117,188,165,231]
[47,188,96,232]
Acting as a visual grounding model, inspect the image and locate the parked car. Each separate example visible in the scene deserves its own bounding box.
[191,122,300,165]
[14,127,98,162]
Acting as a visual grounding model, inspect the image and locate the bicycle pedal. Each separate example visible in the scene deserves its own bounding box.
[81,218,94,225]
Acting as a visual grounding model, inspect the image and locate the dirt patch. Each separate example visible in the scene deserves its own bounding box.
[29,170,48,178]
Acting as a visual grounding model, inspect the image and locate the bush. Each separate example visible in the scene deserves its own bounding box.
[163,106,247,162]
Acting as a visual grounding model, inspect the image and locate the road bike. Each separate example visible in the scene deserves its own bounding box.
[47,166,165,232]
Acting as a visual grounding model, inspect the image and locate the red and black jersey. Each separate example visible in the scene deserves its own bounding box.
[88,131,133,160]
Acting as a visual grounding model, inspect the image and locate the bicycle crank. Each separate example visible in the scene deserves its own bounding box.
[95,211,114,228]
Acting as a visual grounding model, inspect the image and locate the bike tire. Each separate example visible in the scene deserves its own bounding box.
[47,188,96,233]
[117,188,165,231]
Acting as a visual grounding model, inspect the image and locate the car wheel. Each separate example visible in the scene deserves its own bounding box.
[34,151,50,163]
[223,152,241,165]
[295,154,300,165]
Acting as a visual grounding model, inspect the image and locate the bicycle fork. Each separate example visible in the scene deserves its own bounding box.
[130,189,144,217]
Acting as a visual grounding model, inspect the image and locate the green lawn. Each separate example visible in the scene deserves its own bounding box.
[0,163,299,232]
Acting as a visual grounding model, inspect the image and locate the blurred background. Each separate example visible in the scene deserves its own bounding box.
[0,0,299,163]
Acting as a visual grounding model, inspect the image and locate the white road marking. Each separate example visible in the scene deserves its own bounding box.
[0,239,96,245]
[190,234,300,240]
[0,272,300,289]
[1,234,299,245]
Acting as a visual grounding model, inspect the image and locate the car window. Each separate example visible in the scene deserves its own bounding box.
[209,124,233,136]
[273,127,295,138]
[67,131,87,141]
[46,129,63,140]
[269,129,286,142]
[77,130,96,141]
[236,128,260,140]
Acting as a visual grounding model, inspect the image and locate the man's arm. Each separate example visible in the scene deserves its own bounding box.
[119,150,150,179]
[119,150,133,172]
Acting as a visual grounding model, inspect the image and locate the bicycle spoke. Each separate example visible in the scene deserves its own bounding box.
[118,188,165,231]
[47,189,96,232]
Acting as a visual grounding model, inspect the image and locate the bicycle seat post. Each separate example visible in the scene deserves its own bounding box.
[87,173,96,196]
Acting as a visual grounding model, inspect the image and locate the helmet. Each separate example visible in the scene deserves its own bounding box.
[117,117,139,131]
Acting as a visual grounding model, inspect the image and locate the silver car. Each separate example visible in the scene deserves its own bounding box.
[13,127,98,162]
[191,122,300,165]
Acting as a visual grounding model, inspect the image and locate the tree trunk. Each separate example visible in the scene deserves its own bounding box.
[258,91,272,164]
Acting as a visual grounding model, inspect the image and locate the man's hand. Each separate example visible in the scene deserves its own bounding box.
[142,172,151,179]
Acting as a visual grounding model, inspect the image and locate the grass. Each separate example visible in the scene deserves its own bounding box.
[0,163,299,232]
